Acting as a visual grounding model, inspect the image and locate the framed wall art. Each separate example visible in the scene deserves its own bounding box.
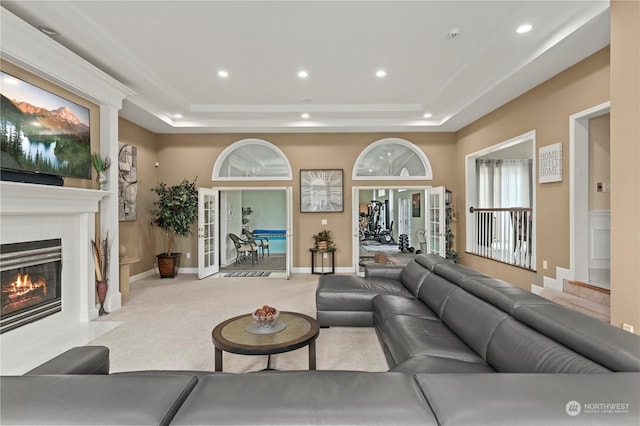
[412,193,421,217]
[539,142,563,183]
[300,169,343,212]
[118,142,138,220]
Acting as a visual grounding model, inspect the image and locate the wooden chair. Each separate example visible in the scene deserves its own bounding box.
[228,233,258,265]
[243,230,270,258]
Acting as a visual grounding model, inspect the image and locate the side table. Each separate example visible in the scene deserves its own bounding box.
[119,257,140,303]
[309,247,336,275]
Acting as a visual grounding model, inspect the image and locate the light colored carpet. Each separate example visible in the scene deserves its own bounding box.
[91,274,389,373]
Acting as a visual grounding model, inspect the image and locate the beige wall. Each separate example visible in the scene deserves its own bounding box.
[455,47,610,289]
[153,132,456,269]
[610,0,640,332]
[118,118,158,275]
[589,114,610,211]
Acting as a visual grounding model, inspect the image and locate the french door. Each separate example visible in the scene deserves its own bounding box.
[426,186,446,257]
[198,188,219,279]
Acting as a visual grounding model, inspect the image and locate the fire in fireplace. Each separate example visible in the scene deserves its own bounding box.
[1,239,62,334]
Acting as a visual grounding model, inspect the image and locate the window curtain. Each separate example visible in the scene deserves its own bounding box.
[477,159,532,208]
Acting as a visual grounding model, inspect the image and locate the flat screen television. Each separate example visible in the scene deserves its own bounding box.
[1,71,91,180]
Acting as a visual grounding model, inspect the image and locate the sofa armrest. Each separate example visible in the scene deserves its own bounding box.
[364,264,404,281]
[26,346,109,375]
[416,373,640,425]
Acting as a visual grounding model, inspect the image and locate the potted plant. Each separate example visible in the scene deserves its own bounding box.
[91,153,111,190]
[151,178,198,278]
[241,206,253,230]
[312,229,334,250]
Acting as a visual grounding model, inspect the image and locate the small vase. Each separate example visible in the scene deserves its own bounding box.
[96,171,107,190]
[96,280,109,316]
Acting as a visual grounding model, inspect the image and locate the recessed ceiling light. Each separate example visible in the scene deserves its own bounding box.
[376,70,387,77]
[301,113,310,119]
[218,70,229,78]
[516,24,532,34]
[298,70,309,78]
[39,27,59,36]
[174,113,183,119]
[423,113,433,118]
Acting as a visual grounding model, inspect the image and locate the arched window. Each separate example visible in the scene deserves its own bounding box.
[352,138,432,180]
[213,138,293,181]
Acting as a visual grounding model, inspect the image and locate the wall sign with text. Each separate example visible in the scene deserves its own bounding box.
[539,143,563,183]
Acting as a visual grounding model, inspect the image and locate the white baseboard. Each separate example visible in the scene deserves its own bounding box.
[130,268,158,282]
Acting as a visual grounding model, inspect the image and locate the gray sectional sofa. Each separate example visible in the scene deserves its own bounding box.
[1,254,639,425]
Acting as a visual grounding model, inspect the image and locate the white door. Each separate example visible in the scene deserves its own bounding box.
[286,187,293,279]
[426,186,446,257]
[198,188,219,279]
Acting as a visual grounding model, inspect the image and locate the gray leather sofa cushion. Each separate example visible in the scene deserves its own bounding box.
[461,276,551,314]
[26,346,109,375]
[417,272,460,317]
[380,315,485,365]
[416,373,640,425]
[317,310,374,327]
[172,371,437,425]
[400,260,431,296]
[391,355,495,374]
[440,289,509,359]
[432,260,488,286]
[372,294,439,327]
[515,304,640,372]
[316,275,411,313]
[414,253,447,271]
[364,263,404,280]
[486,318,610,373]
[0,374,197,425]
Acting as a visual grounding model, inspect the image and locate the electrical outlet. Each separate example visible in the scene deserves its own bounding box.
[543,260,548,270]
[622,323,634,333]
[321,219,328,225]
[186,252,191,259]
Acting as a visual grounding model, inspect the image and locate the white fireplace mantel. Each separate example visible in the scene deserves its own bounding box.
[0,181,122,374]
[0,181,107,214]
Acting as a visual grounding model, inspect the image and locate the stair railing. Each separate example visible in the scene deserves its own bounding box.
[469,207,533,270]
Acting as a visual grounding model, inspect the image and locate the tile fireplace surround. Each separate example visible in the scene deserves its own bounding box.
[0,181,120,374]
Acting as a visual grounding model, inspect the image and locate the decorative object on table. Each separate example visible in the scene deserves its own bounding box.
[300,169,343,212]
[151,178,198,278]
[252,305,279,328]
[246,305,286,334]
[91,153,111,190]
[118,142,138,221]
[91,232,111,316]
[312,229,333,250]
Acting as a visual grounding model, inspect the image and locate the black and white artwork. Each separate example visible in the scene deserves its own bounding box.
[300,169,343,213]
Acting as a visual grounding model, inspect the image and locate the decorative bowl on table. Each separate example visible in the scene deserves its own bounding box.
[252,305,280,328]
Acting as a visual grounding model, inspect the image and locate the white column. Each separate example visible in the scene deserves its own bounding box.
[100,105,122,312]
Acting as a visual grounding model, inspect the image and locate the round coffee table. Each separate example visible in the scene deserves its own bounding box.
[211,311,319,372]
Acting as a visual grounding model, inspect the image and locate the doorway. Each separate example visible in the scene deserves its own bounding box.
[353,186,432,275]
[570,102,611,289]
[199,187,292,279]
